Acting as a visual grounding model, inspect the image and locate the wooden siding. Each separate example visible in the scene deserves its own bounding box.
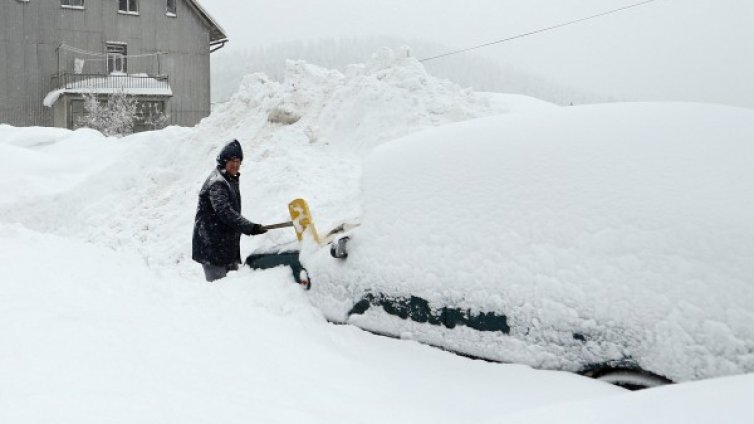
[1,0,214,128]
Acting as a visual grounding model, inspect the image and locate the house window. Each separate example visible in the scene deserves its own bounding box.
[118,0,138,14]
[135,100,167,131]
[107,44,127,74]
[166,0,177,16]
[61,0,85,8]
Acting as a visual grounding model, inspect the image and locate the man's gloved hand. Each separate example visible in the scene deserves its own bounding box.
[250,223,268,235]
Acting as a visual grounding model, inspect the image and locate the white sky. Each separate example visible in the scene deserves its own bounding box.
[200,0,754,108]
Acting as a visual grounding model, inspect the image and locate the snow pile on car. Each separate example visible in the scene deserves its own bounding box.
[302,102,754,383]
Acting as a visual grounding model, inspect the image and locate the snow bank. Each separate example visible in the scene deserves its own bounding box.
[199,47,549,154]
[0,125,126,205]
[303,102,754,382]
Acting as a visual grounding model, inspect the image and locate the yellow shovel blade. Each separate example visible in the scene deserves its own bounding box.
[288,198,321,244]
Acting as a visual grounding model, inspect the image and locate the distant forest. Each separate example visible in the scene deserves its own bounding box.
[210,36,614,106]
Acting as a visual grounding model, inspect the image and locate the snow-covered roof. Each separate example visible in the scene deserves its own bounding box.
[43,75,173,107]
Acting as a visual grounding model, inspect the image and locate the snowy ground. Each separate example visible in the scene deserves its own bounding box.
[0,129,620,422]
[2,50,753,422]
[1,225,622,423]
[495,372,754,424]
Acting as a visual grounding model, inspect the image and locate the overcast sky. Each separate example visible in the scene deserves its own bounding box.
[199,0,754,108]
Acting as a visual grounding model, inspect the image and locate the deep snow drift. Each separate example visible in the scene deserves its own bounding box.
[2,48,753,422]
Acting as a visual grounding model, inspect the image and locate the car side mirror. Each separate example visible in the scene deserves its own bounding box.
[330,236,350,259]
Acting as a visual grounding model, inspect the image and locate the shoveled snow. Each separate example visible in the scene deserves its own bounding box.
[303,102,754,383]
[204,47,504,154]
[0,127,127,204]
[2,47,753,422]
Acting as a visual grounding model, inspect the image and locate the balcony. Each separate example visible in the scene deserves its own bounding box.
[45,72,173,109]
[51,72,171,94]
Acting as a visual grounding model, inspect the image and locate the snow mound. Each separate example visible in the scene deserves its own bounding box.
[0,125,125,206]
[199,47,542,154]
[303,102,754,382]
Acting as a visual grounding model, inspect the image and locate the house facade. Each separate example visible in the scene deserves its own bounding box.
[1,0,227,130]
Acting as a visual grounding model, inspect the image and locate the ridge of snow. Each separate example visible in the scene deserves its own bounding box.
[197,47,526,155]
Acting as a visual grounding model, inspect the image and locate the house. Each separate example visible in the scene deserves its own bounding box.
[1,0,227,131]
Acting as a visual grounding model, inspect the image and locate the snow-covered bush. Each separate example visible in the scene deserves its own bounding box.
[77,90,138,137]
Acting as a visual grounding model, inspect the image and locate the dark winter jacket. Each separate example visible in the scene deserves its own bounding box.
[192,163,261,266]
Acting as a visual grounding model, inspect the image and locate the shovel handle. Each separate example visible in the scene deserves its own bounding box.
[261,221,294,230]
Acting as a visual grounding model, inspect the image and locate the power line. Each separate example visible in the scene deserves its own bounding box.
[419,0,657,62]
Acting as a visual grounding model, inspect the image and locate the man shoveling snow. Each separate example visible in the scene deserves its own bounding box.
[192,139,267,281]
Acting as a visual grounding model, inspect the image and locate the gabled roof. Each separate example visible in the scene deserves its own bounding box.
[186,0,228,44]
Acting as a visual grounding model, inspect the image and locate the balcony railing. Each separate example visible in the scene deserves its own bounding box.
[51,72,170,92]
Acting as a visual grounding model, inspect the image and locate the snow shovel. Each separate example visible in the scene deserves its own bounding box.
[259,199,321,241]
[288,198,321,244]
[260,221,294,231]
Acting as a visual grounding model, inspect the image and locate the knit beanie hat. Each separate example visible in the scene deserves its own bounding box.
[216,139,243,165]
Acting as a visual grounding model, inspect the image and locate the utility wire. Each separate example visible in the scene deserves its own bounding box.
[419,0,657,62]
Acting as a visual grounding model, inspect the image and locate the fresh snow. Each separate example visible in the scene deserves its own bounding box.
[1,224,622,423]
[303,101,754,383]
[496,373,754,424]
[207,47,504,154]
[2,48,753,422]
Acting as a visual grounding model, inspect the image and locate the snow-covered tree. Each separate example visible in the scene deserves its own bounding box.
[77,90,138,137]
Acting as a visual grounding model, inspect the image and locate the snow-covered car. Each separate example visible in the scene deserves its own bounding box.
[301,102,754,388]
